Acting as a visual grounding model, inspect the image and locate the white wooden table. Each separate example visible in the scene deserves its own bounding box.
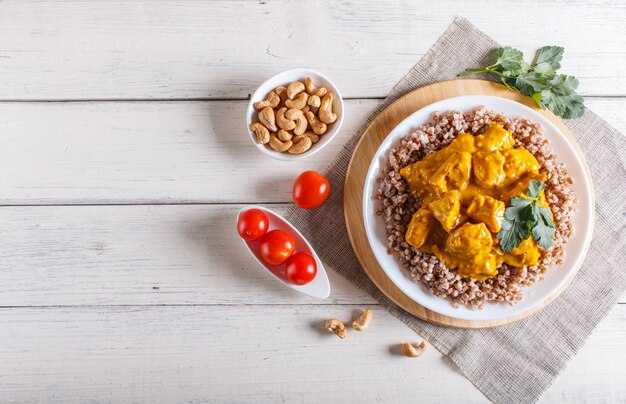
[1,1,624,402]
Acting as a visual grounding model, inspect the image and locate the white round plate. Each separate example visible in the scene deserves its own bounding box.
[238,205,330,299]
[363,95,594,321]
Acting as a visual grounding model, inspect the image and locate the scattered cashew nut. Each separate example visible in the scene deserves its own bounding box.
[259,106,278,132]
[254,91,280,110]
[325,319,347,339]
[285,108,307,135]
[276,107,296,131]
[250,123,270,144]
[318,93,338,124]
[285,92,309,110]
[305,77,328,97]
[352,308,372,331]
[306,111,327,135]
[277,129,293,142]
[401,341,427,358]
[269,134,293,152]
[287,81,305,100]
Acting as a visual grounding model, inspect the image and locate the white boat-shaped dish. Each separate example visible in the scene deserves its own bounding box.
[238,205,331,299]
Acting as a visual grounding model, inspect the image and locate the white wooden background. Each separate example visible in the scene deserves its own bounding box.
[1,1,624,402]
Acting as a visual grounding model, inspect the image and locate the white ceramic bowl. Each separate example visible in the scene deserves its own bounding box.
[237,205,330,299]
[363,95,594,321]
[246,68,344,161]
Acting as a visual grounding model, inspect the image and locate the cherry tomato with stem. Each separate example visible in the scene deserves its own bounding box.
[237,208,269,242]
[259,230,295,266]
[292,171,330,209]
[285,252,317,285]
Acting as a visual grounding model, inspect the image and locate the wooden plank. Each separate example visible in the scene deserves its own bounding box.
[0,204,623,306]
[0,98,623,205]
[0,204,374,306]
[0,304,623,402]
[0,0,625,100]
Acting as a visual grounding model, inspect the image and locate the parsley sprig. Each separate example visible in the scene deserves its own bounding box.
[497,180,555,252]
[460,46,585,119]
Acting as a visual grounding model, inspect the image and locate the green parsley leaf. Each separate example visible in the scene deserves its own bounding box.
[549,74,580,95]
[502,60,530,77]
[534,46,564,70]
[527,179,546,198]
[504,196,533,221]
[540,90,585,119]
[459,46,585,119]
[515,72,547,96]
[532,206,556,249]
[491,46,525,70]
[496,180,556,252]
[498,219,531,253]
[532,62,555,78]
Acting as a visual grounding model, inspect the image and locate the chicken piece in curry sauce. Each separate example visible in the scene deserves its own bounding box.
[400,122,548,281]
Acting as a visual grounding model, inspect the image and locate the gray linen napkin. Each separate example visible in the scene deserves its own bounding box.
[285,16,626,403]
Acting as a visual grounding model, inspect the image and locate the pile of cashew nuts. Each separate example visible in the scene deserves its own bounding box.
[250,77,339,155]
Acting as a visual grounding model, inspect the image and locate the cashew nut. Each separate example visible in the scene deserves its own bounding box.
[352,308,372,331]
[285,92,309,110]
[401,341,427,358]
[318,93,338,124]
[285,108,307,135]
[259,106,278,132]
[302,105,311,114]
[324,319,346,339]
[254,91,280,110]
[276,107,296,131]
[305,77,328,97]
[277,129,293,142]
[250,123,270,144]
[303,131,319,143]
[275,86,288,103]
[287,81,305,100]
[269,134,293,152]
[288,136,312,154]
[306,111,327,135]
[308,95,321,108]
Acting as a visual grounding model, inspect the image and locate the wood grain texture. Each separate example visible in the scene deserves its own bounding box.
[0,1,624,401]
[0,0,625,100]
[0,203,622,307]
[0,204,375,306]
[0,98,623,205]
[344,80,592,328]
[0,304,624,403]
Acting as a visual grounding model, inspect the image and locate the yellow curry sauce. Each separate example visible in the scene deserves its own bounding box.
[400,122,549,281]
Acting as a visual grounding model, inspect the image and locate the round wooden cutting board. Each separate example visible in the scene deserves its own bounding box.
[343,79,590,329]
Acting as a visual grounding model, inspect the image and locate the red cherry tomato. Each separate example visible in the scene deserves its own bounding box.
[237,209,269,242]
[285,252,317,285]
[259,230,295,266]
[292,171,330,209]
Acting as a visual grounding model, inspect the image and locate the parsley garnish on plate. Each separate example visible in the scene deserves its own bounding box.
[497,180,555,252]
[459,46,585,119]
